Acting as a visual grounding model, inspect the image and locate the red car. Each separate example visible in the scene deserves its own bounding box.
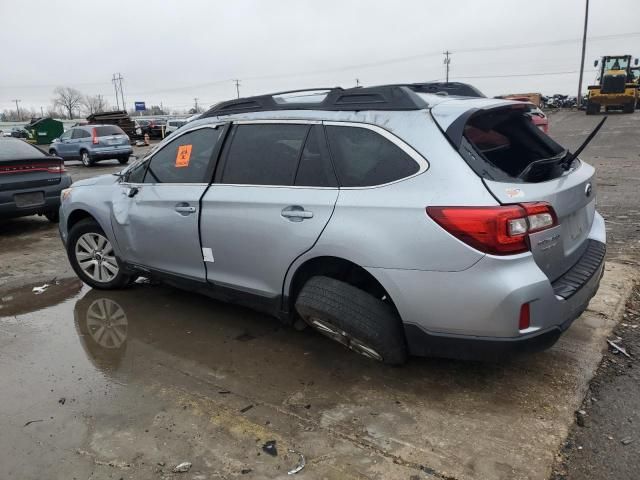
[508,97,549,134]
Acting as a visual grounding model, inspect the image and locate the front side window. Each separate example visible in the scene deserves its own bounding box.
[59,130,72,140]
[143,127,221,184]
[221,124,309,185]
[325,125,420,187]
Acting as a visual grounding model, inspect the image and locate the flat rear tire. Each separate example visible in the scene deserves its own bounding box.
[295,276,407,365]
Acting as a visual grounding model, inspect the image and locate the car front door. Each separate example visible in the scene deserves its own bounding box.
[111,125,224,280]
[200,122,339,305]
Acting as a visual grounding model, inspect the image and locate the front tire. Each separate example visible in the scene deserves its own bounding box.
[295,276,407,365]
[118,156,129,165]
[67,218,131,289]
[80,150,94,167]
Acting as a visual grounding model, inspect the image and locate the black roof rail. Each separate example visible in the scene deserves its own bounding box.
[201,85,430,118]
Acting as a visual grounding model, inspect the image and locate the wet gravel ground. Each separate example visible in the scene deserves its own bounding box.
[551,286,640,480]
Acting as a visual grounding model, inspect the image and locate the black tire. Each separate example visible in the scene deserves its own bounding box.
[67,218,132,290]
[44,210,59,223]
[586,101,598,115]
[295,276,407,365]
[118,156,129,165]
[80,150,94,167]
[623,102,635,114]
[49,149,58,156]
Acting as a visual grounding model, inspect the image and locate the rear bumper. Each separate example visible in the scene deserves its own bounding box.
[90,146,133,159]
[368,211,607,360]
[0,174,72,219]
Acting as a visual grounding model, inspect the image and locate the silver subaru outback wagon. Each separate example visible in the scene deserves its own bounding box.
[58,84,606,365]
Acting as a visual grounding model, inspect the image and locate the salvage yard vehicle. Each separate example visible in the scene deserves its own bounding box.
[58,85,606,364]
[49,125,132,167]
[0,137,71,222]
[587,55,639,114]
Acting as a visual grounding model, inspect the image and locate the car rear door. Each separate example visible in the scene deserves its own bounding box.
[111,125,224,280]
[200,122,339,302]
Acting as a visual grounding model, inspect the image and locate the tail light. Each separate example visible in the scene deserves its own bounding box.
[426,202,557,255]
[91,128,99,144]
[47,164,66,173]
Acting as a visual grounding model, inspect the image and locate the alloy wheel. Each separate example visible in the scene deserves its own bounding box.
[81,152,90,166]
[75,232,119,283]
[307,316,383,361]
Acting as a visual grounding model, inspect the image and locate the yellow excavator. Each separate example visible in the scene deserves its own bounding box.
[586,55,639,114]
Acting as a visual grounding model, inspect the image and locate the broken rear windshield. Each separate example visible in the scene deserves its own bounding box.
[460,106,567,183]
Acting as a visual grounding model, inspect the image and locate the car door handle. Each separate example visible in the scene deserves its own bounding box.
[175,203,196,215]
[281,206,313,221]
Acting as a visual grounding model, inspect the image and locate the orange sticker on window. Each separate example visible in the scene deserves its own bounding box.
[175,144,192,168]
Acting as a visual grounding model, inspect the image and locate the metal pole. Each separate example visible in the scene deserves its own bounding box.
[13,99,21,121]
[234,79,241,99]
[117,73,126,112]
[577,0,589,107]
[194,98,199,112]
[112,74,120,110]
[443,51,451,83]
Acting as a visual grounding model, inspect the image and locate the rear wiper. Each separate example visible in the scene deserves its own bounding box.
[560,116,608,170]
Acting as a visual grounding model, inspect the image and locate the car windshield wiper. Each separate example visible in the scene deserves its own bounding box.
[559,116,607,170]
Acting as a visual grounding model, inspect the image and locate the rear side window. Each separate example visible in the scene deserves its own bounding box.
[95,125,125,136]
[221,124,309,185]
[325,126,419,187]
[0,139,46,161]
[144,128,221,183]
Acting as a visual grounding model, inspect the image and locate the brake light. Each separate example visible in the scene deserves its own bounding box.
[519,303,531,330]
[92,128,99,144]
[426,202,557,255]
[47,164,66,173]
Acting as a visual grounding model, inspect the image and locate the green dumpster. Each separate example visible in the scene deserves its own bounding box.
[24,117,64,145]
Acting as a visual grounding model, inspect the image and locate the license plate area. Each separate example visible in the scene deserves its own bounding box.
[14,191,44,208]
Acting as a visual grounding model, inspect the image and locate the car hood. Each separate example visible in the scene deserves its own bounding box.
[72,173,119,188]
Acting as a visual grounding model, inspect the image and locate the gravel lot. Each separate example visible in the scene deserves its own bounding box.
[0,112,638,480]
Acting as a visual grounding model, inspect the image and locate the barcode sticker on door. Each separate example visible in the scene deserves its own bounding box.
[175,144,192,168]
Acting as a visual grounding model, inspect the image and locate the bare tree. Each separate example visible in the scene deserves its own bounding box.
[53,86,83,119]
[82,94,108,115]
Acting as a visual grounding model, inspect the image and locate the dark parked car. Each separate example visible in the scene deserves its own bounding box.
[0,137,71,222]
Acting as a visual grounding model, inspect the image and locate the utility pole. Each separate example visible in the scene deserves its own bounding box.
[577,0,589,107]
[443,51,451,83]
[116,73,125,112]
[233,79,241,99]
[193,98,199,112]
[12,99,21,121]
[112,74,120,110]
[356,78,360,87]
[40,106,44,117]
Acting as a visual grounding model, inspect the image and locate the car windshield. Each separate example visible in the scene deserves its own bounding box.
[0,139,46,161]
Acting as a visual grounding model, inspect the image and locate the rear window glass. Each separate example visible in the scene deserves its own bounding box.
[462,107,565,182]
[0,139,46,161]
[325,126,419,187]
[95,126,125,136]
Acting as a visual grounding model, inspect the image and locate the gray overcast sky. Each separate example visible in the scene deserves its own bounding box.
[1,0,639,113]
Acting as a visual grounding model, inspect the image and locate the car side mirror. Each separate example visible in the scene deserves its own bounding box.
[52,138,60,143]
